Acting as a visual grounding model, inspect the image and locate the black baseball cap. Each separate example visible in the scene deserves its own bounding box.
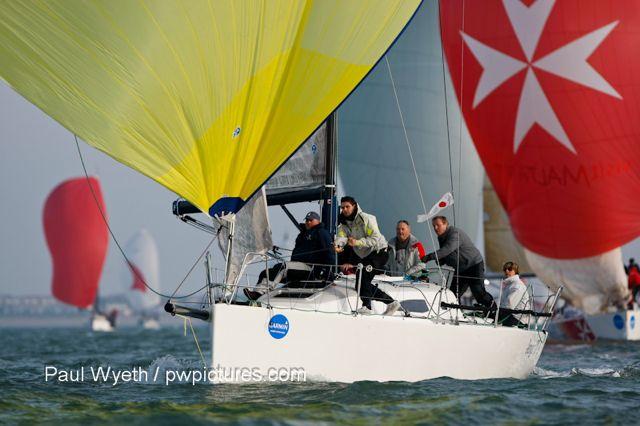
[304,211,320,221]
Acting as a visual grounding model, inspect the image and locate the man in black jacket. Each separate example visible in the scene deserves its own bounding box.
[244,211,334,300]
[290,211,335,282]
[421,216,494,308]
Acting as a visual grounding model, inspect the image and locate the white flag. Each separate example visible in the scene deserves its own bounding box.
[417,192,454,223]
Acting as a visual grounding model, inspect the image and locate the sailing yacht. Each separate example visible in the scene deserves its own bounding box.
[2,0,557,381]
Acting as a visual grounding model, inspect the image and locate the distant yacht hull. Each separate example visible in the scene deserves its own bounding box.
[141,318,160,330]
[586,308,640,341]
[90,314,114,332]
[552,315,596,342]
[210,302,548,383]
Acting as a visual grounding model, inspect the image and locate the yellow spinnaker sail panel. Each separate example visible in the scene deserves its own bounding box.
[0,0,421,215]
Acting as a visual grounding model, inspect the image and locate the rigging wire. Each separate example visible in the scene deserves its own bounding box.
[457,0,466,224]
[437,0,465,299]
[384,56,427,216]
[74,135,214,300]
[384,55,447,282]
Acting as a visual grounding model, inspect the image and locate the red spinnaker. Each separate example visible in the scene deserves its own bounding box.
[441,0,640,259]
[43,177,109,309]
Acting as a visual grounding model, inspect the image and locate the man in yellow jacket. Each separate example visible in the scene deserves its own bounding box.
[335,196,401,316]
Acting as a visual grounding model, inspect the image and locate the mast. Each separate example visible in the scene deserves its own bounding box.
[322,112,338,235]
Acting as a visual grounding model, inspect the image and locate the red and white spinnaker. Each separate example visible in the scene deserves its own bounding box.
[440,0,639,313]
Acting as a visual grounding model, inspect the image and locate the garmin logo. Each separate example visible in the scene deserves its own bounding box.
[268,314,290,339]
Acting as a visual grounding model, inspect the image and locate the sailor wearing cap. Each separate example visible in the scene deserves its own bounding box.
[291,211,334,272]
[244,211,335,300]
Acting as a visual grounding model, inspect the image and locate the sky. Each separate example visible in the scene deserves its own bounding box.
[0,81,309,297]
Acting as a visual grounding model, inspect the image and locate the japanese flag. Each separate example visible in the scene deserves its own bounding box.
[417,193,454,223]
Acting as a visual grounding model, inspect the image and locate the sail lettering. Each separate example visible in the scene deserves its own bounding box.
[516,161,630,188]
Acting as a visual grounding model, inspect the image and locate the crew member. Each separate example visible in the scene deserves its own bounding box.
[335,196,401,316]
[244,211,334,300]
[386,220,426,279]
[421,216,494,308]
[498,261,528,327]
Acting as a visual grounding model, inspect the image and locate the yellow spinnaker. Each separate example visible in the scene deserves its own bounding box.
[0,0,421,215]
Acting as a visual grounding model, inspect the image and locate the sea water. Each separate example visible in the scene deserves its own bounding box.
[1,326,639,424]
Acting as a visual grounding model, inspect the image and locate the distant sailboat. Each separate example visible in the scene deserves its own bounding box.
[43,177,113,332]
[123,229,161,329]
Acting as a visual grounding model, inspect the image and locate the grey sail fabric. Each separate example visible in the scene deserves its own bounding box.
[266,123,327,195]
[222,123,329,281]
[218,123,329,286]
[483,175,532,273]
[216,187,273,286]
[337,0,484,247]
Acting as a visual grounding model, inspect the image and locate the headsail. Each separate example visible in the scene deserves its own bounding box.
[216,187,272,286]
[43,177,109,309]
[123,229,161,314]
[0,0,422,217]
[440,0,638,312]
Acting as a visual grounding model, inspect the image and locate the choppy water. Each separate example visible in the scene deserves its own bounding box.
[1,326,639,425]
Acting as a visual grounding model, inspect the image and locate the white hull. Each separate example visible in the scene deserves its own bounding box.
[90,314,114,332]
[586,308,640,340]
[211,281,548,382]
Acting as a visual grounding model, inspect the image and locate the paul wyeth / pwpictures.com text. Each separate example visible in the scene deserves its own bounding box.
[44,365,306,385]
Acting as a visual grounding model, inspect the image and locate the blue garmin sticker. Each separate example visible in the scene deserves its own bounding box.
[613,314,624,330]
[631,315,636,330]
[268,314,289,339]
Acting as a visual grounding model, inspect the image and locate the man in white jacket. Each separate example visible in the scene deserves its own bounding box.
[335,196,401,316]
[499,261,529,327]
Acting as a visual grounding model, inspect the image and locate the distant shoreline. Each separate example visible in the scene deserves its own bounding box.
[0,315,205,329]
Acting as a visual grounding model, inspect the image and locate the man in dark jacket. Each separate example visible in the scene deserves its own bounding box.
[244,211,334,300]
[421,215,494,308]
[290,211,335,281]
